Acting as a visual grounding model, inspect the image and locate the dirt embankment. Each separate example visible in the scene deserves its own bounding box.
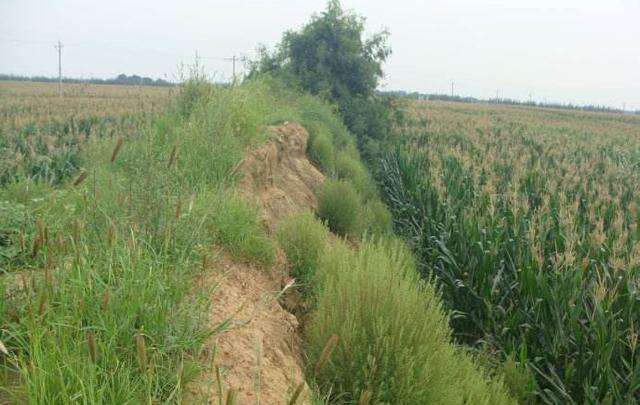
[237,123,325,234]
[188,123,324,404]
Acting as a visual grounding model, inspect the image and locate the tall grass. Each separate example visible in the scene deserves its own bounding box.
[307,237,513,404]
[317,179,363,237]
[277,211,330,295]
[0,76,356,402]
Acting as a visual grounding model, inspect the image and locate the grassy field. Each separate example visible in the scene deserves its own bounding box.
[0,81,172,185]
[376,100,640,403]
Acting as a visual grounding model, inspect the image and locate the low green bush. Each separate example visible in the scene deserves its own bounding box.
[308,238,513,404]
[362,200,393,237]
[308,130,335,173]
[334,151,377,200]
[317,179,362,237]
[277,211,329,294]
[207,192,273,264]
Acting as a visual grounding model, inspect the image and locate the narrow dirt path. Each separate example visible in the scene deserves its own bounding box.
[188,123,324,404]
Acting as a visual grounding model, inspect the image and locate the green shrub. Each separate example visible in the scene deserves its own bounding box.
[362,200,393,236]
[176,78,214,117]
[308,129,335,173]
[334,151,377,200]
[308,238,513,405]
[277,211,329,293]
[208,192,273,264]
[317,179,362,236]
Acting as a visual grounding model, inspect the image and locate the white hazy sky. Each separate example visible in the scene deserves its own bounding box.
[1,0,639,109]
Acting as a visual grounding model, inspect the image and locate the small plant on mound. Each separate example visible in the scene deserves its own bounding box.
[208,192,274,265]
[308,238,513,404]
[277,211,329,294]
[334,151,377,200]
[317,179,362,237]
[308,129,336,173]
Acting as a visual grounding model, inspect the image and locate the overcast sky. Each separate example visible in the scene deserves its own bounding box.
[1,0,639,109]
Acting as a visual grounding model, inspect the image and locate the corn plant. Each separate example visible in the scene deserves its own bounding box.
[375,101,640,404]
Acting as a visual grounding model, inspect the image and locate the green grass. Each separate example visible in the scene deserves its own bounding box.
[333,151,377,200]
[207,192,273,264]
[0,76,355,403]
[362,200,393,237]
[307,237,513,404]
[277,211,330,294]
[308,130,336,173]
[317,179,363,237]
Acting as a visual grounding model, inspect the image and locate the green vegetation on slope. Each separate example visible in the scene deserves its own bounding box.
[277,211,514,403]
[309,238,512,404]
[0,76,378,403]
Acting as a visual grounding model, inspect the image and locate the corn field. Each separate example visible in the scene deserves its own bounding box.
[0,81,172,185]
[377,101,640,403]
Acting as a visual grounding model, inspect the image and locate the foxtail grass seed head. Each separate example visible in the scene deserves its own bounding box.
[225,389,237,405]
[8,308,19,323]
[31,234,41,257]
[188,193,196,213]
[73,170,89,186]
[38,288,48,316]
[110,137,125,162]
[107,222,117,245]
[168,145,177,168]
[175,197,182,219]
[358,389,373,405]
[177,364,184,384]
[314,334,339,374]
[0,340,8,356]
[36,219,45,242]
[87,331,98,364]
[215,365,224,405]
[136,334,147,371]
[18,230,25,253]
[102,288,112,313]
[287,383,305,405]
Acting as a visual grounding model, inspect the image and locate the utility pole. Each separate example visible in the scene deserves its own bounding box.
[450,81,455,97]
[495,88,500,101]
[225,55,237,84]
[54,40,63,97]
[195,49,200,70]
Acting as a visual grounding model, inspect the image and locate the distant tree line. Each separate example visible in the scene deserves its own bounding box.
[382,90,639,114]
[0,73,175,87]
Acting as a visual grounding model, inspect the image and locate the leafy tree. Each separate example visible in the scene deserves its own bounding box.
[252,0,396,141]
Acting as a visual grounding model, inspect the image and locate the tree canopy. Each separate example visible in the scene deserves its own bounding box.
[252,1,396,141]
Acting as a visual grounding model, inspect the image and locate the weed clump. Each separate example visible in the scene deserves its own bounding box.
[308,129,335,173]
[317,179,362,237]
[277,211,329,294]
[362,200,393,236]
[334,151,377,200]
[308,238,513,404]
[208,192,274,265]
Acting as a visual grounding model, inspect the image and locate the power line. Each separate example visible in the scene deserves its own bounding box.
[224,55,237,84]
